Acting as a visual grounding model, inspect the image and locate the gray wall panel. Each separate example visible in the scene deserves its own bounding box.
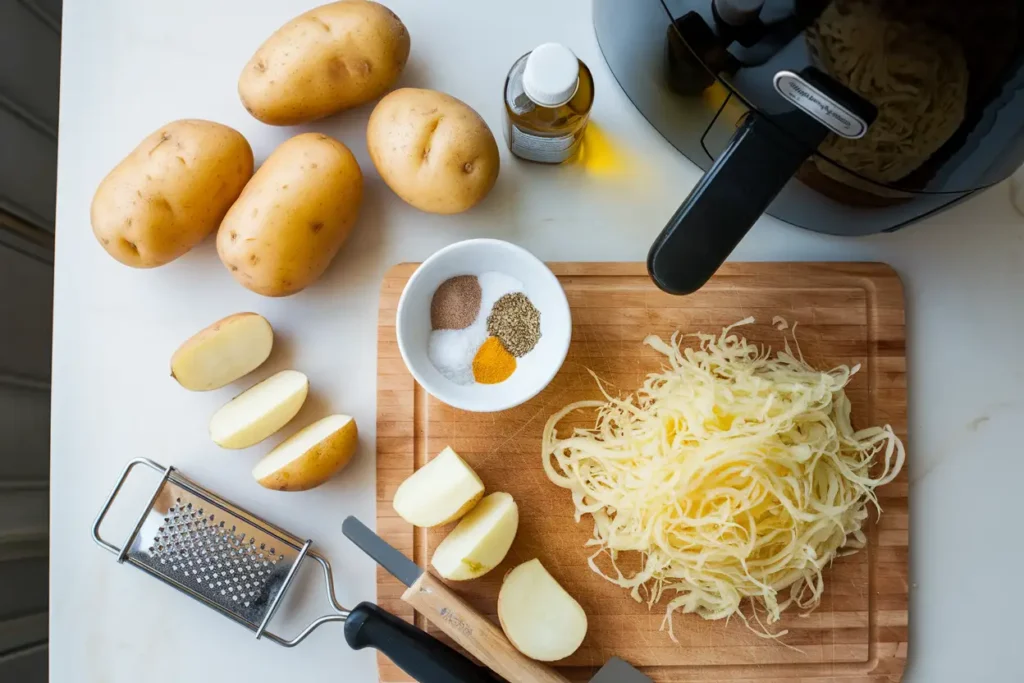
[0,2,61,128]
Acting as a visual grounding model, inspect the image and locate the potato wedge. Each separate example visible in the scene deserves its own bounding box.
[253,414,358,491]
[498,559,588,661]
[431,492,518,580]
[170,313,273,391]
[393,447,485,527]
[210,370,309,449]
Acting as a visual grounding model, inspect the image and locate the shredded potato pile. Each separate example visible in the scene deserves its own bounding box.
[542,318,905,638]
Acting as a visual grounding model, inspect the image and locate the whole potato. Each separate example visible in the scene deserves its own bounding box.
[239,0,410,125]
[217,133,363,297]
[91,120,253,268]
[367,88,500,214]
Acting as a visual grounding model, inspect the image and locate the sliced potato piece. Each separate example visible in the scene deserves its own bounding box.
[253,414,358,491]
[498,559,588,661]
[431,492,518,580]
[171,313,273,391]
[393,446,484,527]
[210,370,309,449]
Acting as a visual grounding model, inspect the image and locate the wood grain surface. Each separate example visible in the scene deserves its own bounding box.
[376,262,908,683]
[402,572,572,683]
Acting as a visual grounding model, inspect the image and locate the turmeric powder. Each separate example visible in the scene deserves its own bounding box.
[472,337,516,384]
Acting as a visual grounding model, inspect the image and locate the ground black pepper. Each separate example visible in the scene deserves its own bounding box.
[431,275,481,330]
[486,292,541,357]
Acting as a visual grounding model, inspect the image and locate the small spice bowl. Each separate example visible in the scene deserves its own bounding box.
[395,239,571,412]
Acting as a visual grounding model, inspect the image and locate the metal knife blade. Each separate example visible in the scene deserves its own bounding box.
[590,657,653,683]
[342,516,423,588]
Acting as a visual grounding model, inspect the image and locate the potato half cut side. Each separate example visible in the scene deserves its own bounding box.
[393,446,485,527]
[210,370,309,449]
[498,559,588,661]
[171,313,273,391]
[431,492,518,580]
[252,414,358,491]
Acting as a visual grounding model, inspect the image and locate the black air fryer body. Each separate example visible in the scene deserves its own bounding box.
[594,0,1024,293]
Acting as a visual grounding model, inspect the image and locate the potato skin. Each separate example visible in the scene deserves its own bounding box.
[367,88,500,214]
[91,120,253,268]
[217,133,363,297]
[256,418,358,491]
[436,491,485,526]
[239,0,410,125]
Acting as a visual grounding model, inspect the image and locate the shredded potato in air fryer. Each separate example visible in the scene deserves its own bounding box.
[541,318,905,639]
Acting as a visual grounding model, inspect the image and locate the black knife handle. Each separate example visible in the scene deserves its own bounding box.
[344,602,505,683]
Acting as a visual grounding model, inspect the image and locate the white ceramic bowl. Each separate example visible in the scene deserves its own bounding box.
[395,239,571,412]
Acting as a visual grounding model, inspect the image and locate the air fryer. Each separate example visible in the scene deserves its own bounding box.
[593,0,1024,294]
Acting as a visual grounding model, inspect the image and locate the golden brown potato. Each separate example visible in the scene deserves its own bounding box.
[239,0,410,125]
[91,120,253,268]
[367,88,500,214]
[217,133,363,297]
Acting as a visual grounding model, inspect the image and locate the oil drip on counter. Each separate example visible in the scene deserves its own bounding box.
[427,272,541,385]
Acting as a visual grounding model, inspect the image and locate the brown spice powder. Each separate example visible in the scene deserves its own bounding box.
[431,275,482,330]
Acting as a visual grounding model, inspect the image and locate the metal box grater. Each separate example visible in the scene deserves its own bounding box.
[93,458,349,646]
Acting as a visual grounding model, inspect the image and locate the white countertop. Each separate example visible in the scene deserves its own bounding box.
[51,1,1024,681]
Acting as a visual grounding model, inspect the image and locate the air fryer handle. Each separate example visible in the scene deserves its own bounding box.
[648,112,826,294]
[344,602,504,683]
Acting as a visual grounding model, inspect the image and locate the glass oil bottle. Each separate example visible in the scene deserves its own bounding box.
[503,43,594,164]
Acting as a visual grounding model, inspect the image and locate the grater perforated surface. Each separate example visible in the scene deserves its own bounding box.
[125,475,306,629]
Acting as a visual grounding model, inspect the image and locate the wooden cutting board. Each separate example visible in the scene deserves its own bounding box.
[376,262,908,683]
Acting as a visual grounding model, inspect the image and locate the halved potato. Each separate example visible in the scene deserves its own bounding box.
[393,446,484,527]
[171,313,273,391]
[253,414,358,491]
[210,370,309,449]
[431,492,518,580]
[498,559,588,661]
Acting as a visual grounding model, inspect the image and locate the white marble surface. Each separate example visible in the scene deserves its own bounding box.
[52,1,1024,681]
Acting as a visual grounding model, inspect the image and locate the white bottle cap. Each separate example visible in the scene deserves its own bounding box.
[523,43,580,107]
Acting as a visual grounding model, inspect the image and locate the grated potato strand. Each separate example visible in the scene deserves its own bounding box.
[541,318,905,639]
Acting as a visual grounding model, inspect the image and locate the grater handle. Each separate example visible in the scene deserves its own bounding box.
[92,458,170,558]
[344,602,504,683]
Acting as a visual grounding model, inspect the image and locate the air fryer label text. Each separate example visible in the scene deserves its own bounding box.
[773,71,867,139]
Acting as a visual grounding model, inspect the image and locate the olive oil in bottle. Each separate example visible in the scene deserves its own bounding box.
[503,43,594,164]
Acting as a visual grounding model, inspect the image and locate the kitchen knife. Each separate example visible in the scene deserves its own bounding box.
[343,602,507,683]
[588,657,652,683]
[342,517,653,683]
